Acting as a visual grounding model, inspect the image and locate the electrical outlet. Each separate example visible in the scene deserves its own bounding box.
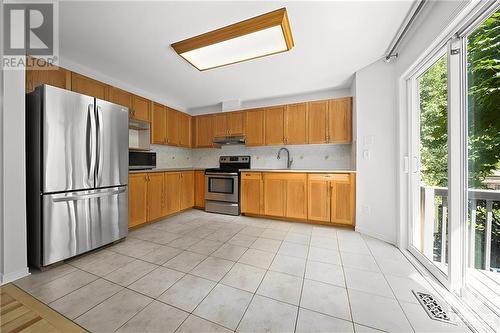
[363,150,370,160]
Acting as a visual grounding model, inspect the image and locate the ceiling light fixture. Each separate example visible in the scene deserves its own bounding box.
[171,8,294,71]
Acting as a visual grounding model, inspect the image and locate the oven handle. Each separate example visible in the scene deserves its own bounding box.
[205,172,239,177]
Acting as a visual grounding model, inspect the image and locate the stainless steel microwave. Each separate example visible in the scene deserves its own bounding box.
[129,151,156,170]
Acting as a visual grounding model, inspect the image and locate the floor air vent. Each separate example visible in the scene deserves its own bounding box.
[412,290,457,325]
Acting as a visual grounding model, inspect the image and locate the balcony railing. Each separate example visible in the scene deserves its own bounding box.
[420,185,500,272]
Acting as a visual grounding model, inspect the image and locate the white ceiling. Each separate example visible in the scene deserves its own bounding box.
[59,1,413,112]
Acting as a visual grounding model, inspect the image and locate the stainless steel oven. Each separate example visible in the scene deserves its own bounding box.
[204,156,250,216]
[205,172,239,203]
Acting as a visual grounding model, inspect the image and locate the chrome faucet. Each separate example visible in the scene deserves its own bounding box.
[277,147,293,169]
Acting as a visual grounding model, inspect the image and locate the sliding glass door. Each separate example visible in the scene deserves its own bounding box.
[407,4,499,310]
[464,8,499,314]
[409,51,450,283]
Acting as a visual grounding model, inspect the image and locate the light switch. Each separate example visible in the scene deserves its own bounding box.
[363,135,374,146]
[363,150,370,159]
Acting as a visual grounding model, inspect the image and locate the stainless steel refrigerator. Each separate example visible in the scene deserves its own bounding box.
[26,85,128,268]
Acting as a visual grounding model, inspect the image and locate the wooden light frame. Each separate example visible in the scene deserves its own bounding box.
[171,8,294,71]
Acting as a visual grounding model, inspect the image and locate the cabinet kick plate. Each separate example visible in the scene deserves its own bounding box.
[412,290,457,325]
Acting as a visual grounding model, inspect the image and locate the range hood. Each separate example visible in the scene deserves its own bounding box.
[213,135,246,145]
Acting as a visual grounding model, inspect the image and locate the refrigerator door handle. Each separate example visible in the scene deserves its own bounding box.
[52,187,126,202]
[96,105,104,184]
[87,104,96,182]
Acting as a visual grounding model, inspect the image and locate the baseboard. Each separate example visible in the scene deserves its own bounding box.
[0,267,30,285]
[355,226,396,245]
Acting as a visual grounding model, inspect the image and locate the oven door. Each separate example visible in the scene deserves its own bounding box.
[205,172,239,203]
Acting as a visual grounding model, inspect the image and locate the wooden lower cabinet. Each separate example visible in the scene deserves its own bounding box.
[241,172,262,215]
[128,173,148,228]
[241,172,355,227]
[308,173,355,226]
[180,171,194,210]
[129,171,197,228]
[194,170,205,208]
[147,173,164,221]
[262,173,307,219]
[163,172,181,216]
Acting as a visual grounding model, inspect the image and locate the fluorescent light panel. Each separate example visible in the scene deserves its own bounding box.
[171,8,294,71]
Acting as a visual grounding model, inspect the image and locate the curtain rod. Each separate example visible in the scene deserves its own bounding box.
[385,0,427,62]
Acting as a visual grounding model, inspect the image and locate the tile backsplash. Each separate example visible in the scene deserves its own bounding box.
[193,144,353,170]
[151,143,353,170]
[151,145,192,168]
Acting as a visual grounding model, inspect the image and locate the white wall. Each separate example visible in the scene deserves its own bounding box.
[0,67,29,284]
[354,60,398,244]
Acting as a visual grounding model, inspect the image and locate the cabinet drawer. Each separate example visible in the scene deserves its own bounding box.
[241,172,261,180]
[308,173,349,181]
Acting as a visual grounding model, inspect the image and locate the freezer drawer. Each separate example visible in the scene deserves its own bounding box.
[41,186,128,266]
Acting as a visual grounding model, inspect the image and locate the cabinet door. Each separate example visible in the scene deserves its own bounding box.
[107,86,132,109]
[164,172,181,215]
[330,174,355,225]
[285,174,308,219]
[147,173,164,221]
[26,57,71,92]
[245,109,265,146]
[131,95,151,122]
[307,101,328,144]
[285,103,307,145]
[180,171,194,210]
[165,108,179,146]
[265,106,285,145]
[152,103,167,144]
[328,97,352,143]
[194,170,205,208]
[307,174,331,222]
[195,115,214,147]
[263,174,285,217]
[128,173,148,228]
[71,73,107,100]
[213,114,228,138]
[227,112,245,136]
[178,112,192,147]
[241,173,262,215]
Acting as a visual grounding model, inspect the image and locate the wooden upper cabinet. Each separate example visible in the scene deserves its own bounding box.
[194,170,205,208]
[264,106,285,145]
[307,100,328,144]
[71,73,107,100]
[241,172,262,215]
[213,114,228,138]
[152,103,167,144]
[128,173,148,228]
[285,103,307,145]
[166,108,179,146]
[330,174,355,225]
[178,112,192,147]
[328,97,352,143]
[245,109,265,146]
[194,115,214,148]
[131,95,151,122]
[284,174,308,219]
[307,174,332,223]
[147,173,164,222]
[180,171,194,210]
[227,112,245,136]
[25,56,71,92]
[107,86,132,109]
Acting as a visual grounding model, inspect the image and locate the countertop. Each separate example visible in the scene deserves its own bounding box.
[239,169,356,173]
[129,168,356,174]
[129,168,205,174]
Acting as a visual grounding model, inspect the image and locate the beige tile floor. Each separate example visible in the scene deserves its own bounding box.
[14,209,471,333]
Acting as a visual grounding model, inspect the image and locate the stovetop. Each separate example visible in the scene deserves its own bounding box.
[205,155,251,174]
